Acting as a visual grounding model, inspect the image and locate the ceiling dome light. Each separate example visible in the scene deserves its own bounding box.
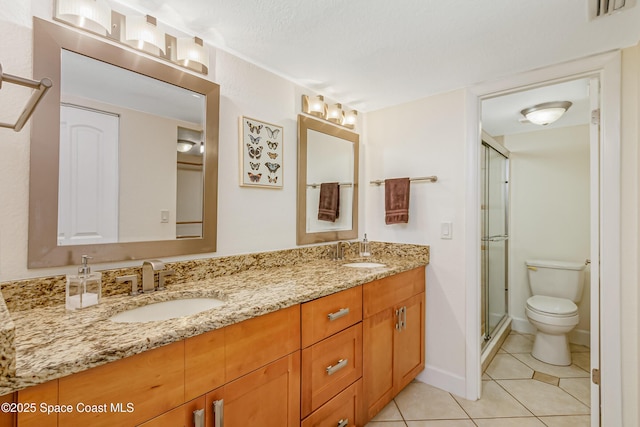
[520,101,572,126]
[177,139,196,153]
[56,0,112,35]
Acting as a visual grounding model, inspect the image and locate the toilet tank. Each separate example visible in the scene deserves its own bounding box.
[525,259,586,302]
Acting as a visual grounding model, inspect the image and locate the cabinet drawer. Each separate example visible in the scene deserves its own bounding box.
[225,304,300,381]
[364,267,425,317]
[58,341,184,427]
[301,379,362,427]
[185,327,225,401]
[301,286,362,348]
[301,323,362,417]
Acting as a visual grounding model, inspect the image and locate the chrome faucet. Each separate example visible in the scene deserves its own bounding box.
[141,259,165,292]
[335,241,352,261]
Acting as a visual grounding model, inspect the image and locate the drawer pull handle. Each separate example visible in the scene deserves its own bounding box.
[328,307,350,321]
[213,399,224,427]
[337,418,349,427]
[193,408,205,427]
[326,358,348,375]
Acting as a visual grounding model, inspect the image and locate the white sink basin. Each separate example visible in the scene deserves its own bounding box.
[109,298,225,323]
[342,262,387,268]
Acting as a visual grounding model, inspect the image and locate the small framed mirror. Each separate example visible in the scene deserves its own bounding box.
[297,115,359,245]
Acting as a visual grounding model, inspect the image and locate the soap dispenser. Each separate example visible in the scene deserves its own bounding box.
[359,233,371,257]
[66,255,102,310]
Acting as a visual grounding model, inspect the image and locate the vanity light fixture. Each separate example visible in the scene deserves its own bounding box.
[520,101,572,126]
[326,103,344,124]
[177,139,196,153]
[125,15,166,55]
[177,37,209,74]
[53,2,210,75]
[301,94,358,130]
[56,0,112,35]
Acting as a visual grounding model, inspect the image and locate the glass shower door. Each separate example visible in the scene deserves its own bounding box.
[481,141,509,345]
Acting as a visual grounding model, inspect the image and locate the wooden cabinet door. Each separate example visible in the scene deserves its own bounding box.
[301,379,362,427]
[137,396,206,427]
[59,341,184,427]
[185,328,225,401]
[17,380,58,427]
[0,393,14,427]
[393,292,425,393]
[362,308,395,420]
[206,352,300,427]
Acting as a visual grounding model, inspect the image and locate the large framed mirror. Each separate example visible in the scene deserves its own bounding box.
[28,18,219,268]
[297,115,359,245]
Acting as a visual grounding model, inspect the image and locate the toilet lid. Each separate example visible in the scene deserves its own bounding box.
[527,295,578,316]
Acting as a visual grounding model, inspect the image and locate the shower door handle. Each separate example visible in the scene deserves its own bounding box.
[482,234,509,242]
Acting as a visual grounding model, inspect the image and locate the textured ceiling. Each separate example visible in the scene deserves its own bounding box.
[115,0,640,112]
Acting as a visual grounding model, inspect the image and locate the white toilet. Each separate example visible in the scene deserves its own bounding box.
[525,259,586,366]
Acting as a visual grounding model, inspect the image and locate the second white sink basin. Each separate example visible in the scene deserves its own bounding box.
[109,298,225,323]
[342,262,387,268]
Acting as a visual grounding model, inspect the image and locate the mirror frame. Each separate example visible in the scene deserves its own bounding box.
[296,114,359,245]
[28,18,219,268]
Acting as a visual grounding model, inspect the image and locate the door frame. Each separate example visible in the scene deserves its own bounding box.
[465,50,621,426]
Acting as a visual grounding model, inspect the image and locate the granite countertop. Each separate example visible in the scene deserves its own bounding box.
[0,250,428,395]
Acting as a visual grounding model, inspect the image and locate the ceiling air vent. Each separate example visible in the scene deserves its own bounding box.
[590,0,636,19]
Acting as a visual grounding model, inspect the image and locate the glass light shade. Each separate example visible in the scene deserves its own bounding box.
[56,0,112,35]
[302,95,326,117]
[177,37,209,72]
[521,101,572,126]
[177,139,195,153]
[342,110,358,128]
[125,15,166,55]
[327,103,344,124]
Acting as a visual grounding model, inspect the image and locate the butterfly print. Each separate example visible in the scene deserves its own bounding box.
[249,134,261,144]
[267,152,278,159]
[247,121,262,134]
[265,162,281,174]
[267,141,278,150]
[248,172,262,182]
[250,162,260,170]
[246,144,263,159]
[268,176,278,183]
[265,126,280,139]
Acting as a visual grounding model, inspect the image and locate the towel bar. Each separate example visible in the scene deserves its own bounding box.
[0,63,52,132]
[370,176,438,185]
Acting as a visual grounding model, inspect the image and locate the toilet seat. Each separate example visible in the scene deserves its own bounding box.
[526,295,578,317]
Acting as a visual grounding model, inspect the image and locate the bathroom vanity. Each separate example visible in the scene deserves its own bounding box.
[0,244,428,427]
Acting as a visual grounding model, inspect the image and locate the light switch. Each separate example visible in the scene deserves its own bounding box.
[160,209,170,223]
[441,222,453,239]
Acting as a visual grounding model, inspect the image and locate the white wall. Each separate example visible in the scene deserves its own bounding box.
[366,90,470,397]
[504,125,591,345]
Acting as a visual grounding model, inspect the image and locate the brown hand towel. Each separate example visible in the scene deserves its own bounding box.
[385,177,410,224]
[318,182,340,222]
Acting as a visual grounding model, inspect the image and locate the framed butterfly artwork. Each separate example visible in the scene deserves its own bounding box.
[239,116,284,188]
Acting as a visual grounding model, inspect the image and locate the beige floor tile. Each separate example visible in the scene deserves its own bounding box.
[394,382,469,421]
[501,334,534,353]
[482,373,491,380]
[453,380,531,418]
[474,417,546,427]
[371,400,404,421]
[532,371,560,386]
[571,351,590,373]
[485,354,534,380]
[366,422,407,427]
[406,420,476,427]
[512,353,590,378]
[559,378,591,407]
[538,415,590,427]
[497,379,590,416]
[569,343,590,353]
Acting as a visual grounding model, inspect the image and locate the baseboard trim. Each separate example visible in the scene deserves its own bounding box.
[418,364,467,399]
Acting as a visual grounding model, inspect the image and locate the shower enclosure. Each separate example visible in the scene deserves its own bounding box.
[481,138,509,349]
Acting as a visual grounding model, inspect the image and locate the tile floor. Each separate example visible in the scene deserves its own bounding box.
[366,331,591,427]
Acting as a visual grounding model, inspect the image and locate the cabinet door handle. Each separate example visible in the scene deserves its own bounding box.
[402,306,407,330]
[326,358,348,375]
[337,418,349,427]
[328,307,350,321]
[193,408,204,427]
[213,399,224,427]
[395,308,401,330]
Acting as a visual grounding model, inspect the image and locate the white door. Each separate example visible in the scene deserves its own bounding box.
[58,105,119,246]
[588,77,601,426]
